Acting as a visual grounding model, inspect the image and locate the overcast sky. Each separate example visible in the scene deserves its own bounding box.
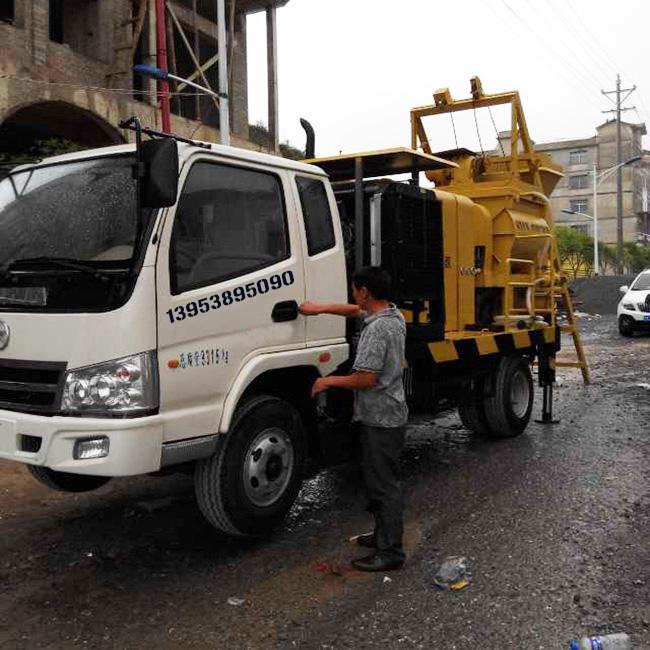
[246,0,650,158]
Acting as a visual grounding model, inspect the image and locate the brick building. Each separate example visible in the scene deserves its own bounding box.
[0,0,288,160]
[498,122,650,244]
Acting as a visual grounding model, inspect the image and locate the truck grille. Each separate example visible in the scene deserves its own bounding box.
[0,360,66,415]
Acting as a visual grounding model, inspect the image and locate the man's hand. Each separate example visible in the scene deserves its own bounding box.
[311,376,330,397]
[299,301,323,316]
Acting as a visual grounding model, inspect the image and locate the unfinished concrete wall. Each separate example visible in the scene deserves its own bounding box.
[1,0,281,159]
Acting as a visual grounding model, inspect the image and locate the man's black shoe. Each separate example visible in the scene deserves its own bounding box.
[355,533,376,548]
[351,554,404,572]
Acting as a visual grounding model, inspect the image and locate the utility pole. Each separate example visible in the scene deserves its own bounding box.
[602,74,636,273]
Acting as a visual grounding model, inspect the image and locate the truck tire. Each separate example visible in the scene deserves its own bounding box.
[618,315,635,337]
[458,402,490,436]
[195,395,306,537]
[482,355,533,439]
[27,465,111,492]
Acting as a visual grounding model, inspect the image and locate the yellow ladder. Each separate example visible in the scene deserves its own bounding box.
[548,239,590,385]
[553,282,590,384]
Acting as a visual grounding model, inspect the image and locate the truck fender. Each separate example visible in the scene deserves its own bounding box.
[218,343,348,433]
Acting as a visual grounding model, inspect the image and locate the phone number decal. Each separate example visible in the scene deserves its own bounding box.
[166,270,294,324]
[179,348,229,369]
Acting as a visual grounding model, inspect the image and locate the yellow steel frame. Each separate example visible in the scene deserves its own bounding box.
[410,76,544,192]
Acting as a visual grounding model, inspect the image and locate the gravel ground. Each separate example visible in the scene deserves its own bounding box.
[0,315,649,649]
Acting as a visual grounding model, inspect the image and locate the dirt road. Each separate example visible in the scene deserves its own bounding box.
[1,316,649,649]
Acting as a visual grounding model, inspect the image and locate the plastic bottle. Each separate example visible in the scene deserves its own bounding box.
[570,633,631,650]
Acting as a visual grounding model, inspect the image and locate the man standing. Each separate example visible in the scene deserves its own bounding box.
[299,266,408,572]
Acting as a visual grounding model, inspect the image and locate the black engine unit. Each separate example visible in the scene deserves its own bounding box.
[333,180,445,340]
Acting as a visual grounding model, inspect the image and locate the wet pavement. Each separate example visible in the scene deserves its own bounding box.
[1,315,649,649]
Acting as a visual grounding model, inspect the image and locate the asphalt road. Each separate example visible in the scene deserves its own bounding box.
[1,315,649,649]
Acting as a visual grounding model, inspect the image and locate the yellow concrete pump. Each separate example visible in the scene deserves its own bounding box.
[307,78,588,438]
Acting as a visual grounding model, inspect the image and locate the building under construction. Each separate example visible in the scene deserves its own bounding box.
[0,0,288,161]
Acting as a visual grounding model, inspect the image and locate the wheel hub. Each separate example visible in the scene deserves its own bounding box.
[243,428,294,507]
[510,369,531,419]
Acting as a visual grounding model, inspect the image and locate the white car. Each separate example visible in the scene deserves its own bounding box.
[617,269,650,336]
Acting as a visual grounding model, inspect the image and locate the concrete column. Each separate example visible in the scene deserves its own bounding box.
[31,0,48,65]
[230,10,248,139]
[266,5,278,152]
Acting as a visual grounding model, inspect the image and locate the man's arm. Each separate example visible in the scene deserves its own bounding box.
[311,371,378,397]
[299,301,362,318]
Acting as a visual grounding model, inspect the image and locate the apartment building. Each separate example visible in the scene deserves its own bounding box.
[498,121,650,244]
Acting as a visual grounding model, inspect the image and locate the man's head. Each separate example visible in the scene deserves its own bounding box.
[352,266,392,309]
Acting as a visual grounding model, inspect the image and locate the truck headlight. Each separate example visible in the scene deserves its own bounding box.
[61,352,158,416]
[623,303,636,310]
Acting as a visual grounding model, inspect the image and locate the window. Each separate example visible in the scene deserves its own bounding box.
[632,273,650,291]
[569,150,588,165]
[296,177,336,256]
[569,174,589,190]
[170,162,289,294]
[0,2,14,23]
[570,199,588,213]
[570,224,589,235]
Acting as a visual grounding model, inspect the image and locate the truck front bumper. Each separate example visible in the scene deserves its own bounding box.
[0,409,163,476]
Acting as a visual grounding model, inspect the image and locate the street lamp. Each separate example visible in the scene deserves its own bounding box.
[562,155,642,276]
[133,64,230,146]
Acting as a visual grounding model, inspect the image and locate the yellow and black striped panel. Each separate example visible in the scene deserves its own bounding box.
[406,325,559,371]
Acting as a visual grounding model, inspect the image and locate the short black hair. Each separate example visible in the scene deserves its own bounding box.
[352,266,391,300]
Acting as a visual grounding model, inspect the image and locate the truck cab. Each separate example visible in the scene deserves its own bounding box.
[0,137,348,535]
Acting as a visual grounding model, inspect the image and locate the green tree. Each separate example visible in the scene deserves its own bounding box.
[598,242,618,275]
[248,121,305,160]
[555,226,594,278]
[623,242,650,274]
[0,137,83,175]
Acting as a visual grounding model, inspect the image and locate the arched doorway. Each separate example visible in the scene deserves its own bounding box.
[0,101,124,168]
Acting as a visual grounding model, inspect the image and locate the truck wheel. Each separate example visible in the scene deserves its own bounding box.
[195,395,306,537]
[483,355,533,439]
[618,316,635,337]
[27,465,111,492]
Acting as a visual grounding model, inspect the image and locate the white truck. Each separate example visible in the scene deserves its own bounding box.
[0,105,560,536]
[0,126,350,536]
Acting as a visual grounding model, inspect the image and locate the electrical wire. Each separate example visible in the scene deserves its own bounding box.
[534,0,614,91]
[561,0,650,125]
[0,73,211,97]
[480,0,599,108]
[544,0,618,87]
[497,0,602,103]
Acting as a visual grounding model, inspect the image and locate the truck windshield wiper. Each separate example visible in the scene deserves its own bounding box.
[0,257,111,279]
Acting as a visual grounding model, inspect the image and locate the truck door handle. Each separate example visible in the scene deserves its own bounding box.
[272,300,298,322]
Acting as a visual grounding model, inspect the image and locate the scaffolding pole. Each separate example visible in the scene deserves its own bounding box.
[155,0,171,132]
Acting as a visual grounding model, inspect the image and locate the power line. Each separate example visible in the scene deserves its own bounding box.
[531,0,613,91]
[542,0,618,89]
[492,0,602,105]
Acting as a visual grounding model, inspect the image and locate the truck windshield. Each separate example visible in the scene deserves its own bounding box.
[0,155,149,312]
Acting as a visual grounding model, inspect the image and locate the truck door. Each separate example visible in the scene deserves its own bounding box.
[293,175,347,345]
[156,159,306,441]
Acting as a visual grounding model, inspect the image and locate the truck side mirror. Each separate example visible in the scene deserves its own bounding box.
[142,139,179,208]
[619,285,629,294]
